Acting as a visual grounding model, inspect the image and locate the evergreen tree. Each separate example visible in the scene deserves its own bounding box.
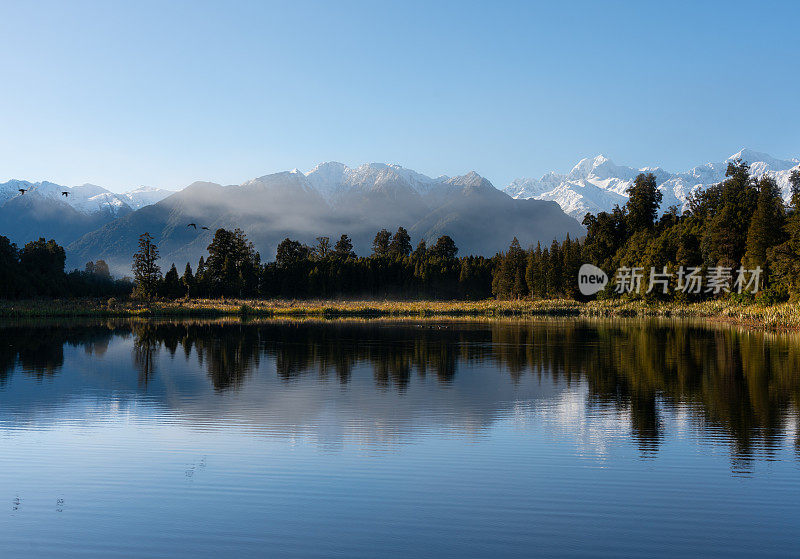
[546,240,562,297]
[195,256,207,297]
[699,160,758,268]
[767,171,800,299]
[389,226,412,259]
[372,229,392,258]
[429,236,458,261]
[626,173,662,231]
[561,235,582,299]
[162,263,183,298]
[276,238,310,267]
[314,236,331,259]
[413,240,427,260]
[205,228,260,297]
[492,237,527,298]
[94,260,111,279]
[132,232,161,299]
[743,176,785,270]
[787,170,800,250]
[0,236,21,299]
[334,234,355,259]
[582,205,627,271]
[181,262,195,299]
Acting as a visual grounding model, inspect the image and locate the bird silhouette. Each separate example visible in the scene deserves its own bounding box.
[187,223,197,229]
[201,226,209,230]
[18,188,27,195]
[61,191,69,197]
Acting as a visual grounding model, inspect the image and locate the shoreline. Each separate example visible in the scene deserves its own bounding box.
[0,298,798,330]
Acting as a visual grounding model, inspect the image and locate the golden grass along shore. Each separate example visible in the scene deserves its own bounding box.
[0,298,798,330]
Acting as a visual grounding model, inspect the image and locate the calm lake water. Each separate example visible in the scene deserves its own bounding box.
[1,318,799,557]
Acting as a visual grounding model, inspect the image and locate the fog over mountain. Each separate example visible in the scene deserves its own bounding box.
[505,149,800,219]
[3,149,795,275]
[67,164,583,274]
[0,180,174,246]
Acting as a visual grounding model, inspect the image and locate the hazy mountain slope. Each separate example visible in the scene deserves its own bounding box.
[0,179,174,249]
[410,172,583,254]
[68,168,584,275]
[0,193,117,247]
[68,174,335,273]
[67,182,228,274]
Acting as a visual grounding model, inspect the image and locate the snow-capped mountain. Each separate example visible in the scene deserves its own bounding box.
[504,149,800,219]
[304,162,450,202]
[68,165,583,274]
[121,186,176,210]
[0,180,174,216]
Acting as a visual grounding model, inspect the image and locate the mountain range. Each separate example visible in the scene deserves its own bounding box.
[504,149,800,219]
[2,149,796,275]
[0,180,173,247]
[65,165,582,274]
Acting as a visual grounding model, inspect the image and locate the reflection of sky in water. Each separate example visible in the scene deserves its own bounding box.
[1,320,800,558]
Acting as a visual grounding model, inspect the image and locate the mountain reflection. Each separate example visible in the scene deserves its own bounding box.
[1,319,799,464]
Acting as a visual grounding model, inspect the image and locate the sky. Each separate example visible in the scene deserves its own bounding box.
[0,0,798,193]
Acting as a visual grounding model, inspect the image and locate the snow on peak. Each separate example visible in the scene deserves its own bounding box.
[568,154,612,179]
[0,179,177,214]
[303,161,448,200]
[121,186,174,210]
[727,148,798,175]
[447,170,490,189]
[505,149,800,219]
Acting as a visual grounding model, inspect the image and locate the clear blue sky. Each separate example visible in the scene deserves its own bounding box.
[1,0,798,192]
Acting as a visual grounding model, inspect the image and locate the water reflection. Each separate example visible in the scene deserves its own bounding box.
[1,319,799,467]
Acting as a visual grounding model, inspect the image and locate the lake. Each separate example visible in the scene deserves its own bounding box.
[1,318,799,557]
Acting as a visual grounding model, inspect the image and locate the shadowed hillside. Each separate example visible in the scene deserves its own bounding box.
[68,169,584,274]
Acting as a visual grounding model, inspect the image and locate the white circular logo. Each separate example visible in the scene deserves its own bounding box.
[578,264,608,296]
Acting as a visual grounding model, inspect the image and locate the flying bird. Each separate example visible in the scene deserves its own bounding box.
[61,191,69,198]
[201,226,209,230]
[18,188,26,195]
[187,223,197,229]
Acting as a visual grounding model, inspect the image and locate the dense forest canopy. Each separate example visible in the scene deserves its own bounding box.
[2,160,799,302]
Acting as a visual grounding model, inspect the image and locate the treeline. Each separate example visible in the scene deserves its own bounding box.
[0,236,131,299]
[133,228,493,300]
[140,159,799,302]
[4,320,798,460]
[491,160,800,301]
[3,158,798,303]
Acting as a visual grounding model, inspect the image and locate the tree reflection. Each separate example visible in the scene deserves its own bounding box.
[1,319,800,466]
[0,324,120,384]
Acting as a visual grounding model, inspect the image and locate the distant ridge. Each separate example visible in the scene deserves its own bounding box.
[2,149,797,273]
[66,166,583,274]
[504,149,800,219]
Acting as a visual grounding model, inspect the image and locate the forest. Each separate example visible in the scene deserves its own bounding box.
[2,159,799,303]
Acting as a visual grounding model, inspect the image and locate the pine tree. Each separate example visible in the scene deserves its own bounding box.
[181,262,195,299]
[132,232,161,300]
[334,234,355,259]
[389,226,412,259]
[429,236,458,261]
[700,160,758,268]
[314,236,331,259]
[546,240,562,297]
[372,229,392,258]
[787,170,800,252]
[743,176,785,270]
[626,173,662,231]
[766,171,800,299]
[162,263,182,298]
[525,242,545,298]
